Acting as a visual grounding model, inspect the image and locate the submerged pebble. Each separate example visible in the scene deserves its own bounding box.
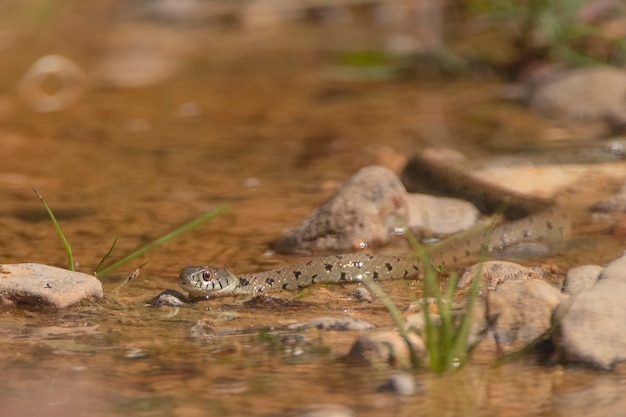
[288,316,375,331]
[376,372,420,396]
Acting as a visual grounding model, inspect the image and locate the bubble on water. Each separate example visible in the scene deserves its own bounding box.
[243,177,260,188]
[18,55,86,112]
[175,101,201,118]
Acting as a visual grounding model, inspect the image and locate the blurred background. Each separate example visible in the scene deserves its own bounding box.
[1,0,626,273]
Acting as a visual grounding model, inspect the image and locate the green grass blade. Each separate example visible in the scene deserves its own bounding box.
[95,236,118,276]
[361,277,421,369]
[33,189,74,271]
[96,205,227,277]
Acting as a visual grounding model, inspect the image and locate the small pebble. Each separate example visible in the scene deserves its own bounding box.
[377,372,419,396]
[353,287,372,302]
[151,289,188,307]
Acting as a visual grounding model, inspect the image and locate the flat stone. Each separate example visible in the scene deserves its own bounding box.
[0,263,103,310]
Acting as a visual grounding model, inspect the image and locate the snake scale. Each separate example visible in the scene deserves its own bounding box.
[179,151,570,298]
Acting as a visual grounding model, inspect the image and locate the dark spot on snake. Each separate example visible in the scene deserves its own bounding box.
[311,274,318,279]
[366,254,374,260]
[373,271,379,280]
[340,272,347,281]
[266,278,275,286]
[306,261,313,266]
[282,283,289,290]
[546,221,553,230]
[325,263,333,272]
[403,270,409,278]
[240,278,250,287]
[294,271,302,279]
[385,262,393,271]
[336,255,344,260]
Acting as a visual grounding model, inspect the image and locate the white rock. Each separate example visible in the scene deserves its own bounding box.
[0,263,103,310]
[406,193,479,235]
[554,279,626,369]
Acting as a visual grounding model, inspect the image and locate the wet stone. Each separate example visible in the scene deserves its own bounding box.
[288,316,375,331]
[0,263,103,310]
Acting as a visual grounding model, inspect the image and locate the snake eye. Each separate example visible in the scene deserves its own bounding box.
[201,270,213,281]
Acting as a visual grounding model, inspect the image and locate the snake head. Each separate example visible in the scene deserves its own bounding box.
[179,266,240,297]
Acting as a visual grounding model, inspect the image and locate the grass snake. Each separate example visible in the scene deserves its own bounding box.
[179,151,570,297]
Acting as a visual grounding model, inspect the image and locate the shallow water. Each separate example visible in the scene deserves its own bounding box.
[2,2,626,416]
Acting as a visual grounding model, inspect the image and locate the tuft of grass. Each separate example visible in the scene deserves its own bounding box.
[35,188,227,280]
[362,222,494,373]
[95,204,228,277]
[34,189,74,271]
[402,231,482,373]
[360,277,422,370]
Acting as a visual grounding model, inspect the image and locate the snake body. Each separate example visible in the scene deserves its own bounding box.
[179,207,568,297]
[179,151,571,298]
